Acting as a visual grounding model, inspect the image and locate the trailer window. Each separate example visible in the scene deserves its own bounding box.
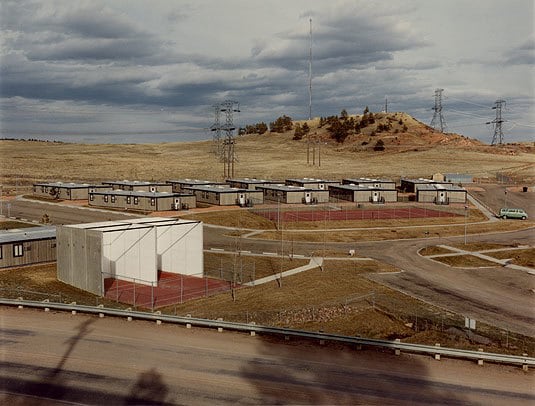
[13,244,23,257]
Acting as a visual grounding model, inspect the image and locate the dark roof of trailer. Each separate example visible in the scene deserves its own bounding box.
[401,178,453,184]
[90,190,192,198]
[331,184,397,191]
[185,185,254,193]
[226,178,282,185]
[343,177,395,184]
[166,179,227,186]
[0,226,56,244]
[102,180,169,186]
[417,184,467,192]
[33,182,107,189]
[256,184,324,192]
[285,177,339,184]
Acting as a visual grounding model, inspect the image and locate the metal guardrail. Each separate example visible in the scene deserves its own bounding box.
[2,298,533,368]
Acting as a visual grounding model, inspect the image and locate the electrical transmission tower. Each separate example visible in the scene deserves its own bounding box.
[210,100,240,177]
[487,99,506,145]
[220,100,240,178]
[430,88,447,133]
[210,104,222,157]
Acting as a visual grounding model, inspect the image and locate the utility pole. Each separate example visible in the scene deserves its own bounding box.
[430,88,447,133]
[487,99,506,145]
[384,96,388,113]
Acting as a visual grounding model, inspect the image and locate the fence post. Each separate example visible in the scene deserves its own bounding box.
[151,282,154,312]
[133,278,136,309]
[180,275,183,304]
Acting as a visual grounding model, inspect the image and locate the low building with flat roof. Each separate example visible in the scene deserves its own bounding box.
[285,177,340,190]
[342,177,396,189]
[185,185,263,206]
[443,173,473,184]
[33,182,110,200]
[57,218,203,295]
[416,184,467,204]
[329,184,398,203]
[167,179,227,193]
[0,226,56,268]
[102,180,172,193]
[226,178,282,190]
[89,190,195,211]
[400,178,453,193]
[258,184,330,204]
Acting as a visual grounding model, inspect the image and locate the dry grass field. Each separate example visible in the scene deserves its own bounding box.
[1,117,534,353]
[1,115,534,190]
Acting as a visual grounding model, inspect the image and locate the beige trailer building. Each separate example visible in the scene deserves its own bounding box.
[89,190,196,211]
[416,184,467,204]
[186,185,263,206]
[342,177,396,190]
[285,177,340,190]
[167,179,227,193]
[226,178,282,190]
[0,226,56,268]
[258,184,330,204]
[57,218,203,295]
[33,182,109,200]
[400,178,453,193]
[329,184,398,203]
[102,180,173,192]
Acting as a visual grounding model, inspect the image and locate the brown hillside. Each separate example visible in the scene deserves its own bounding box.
[283,112,485,152]
[1,111,533,190]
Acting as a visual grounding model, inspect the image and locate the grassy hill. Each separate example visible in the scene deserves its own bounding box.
[1,112,533,191]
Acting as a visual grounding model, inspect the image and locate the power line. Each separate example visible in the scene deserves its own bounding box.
[445,96,490,109]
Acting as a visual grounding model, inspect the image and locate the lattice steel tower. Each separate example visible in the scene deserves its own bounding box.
[430,88,447,133]
[210,104,222,157]
[219,100,240,178]
[489,99,506,145]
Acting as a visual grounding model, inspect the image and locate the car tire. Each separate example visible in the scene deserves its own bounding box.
[502,215,507,219]
[521,216,526,220]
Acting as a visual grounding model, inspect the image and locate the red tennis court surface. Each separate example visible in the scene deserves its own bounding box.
[104,271,232,309]
[254,207,461,222]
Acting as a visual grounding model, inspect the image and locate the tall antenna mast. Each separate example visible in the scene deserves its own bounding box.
[308,17,312,121]
[488,99,506,145]
[430,88,447,133]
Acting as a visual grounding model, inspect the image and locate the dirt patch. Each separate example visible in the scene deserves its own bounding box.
[431,255,499,268]
[484,249,535,268]
[419,246,456,256]
[255,221,534,242]
[0,220,38,230]
[447,242,518,251]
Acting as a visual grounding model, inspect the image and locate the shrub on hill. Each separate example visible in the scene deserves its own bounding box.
[269,115,293,133]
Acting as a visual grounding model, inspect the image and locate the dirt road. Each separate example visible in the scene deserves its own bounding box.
[1,307,533,405]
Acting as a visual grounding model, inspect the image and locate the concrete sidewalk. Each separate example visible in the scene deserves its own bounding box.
[243,257,323,287]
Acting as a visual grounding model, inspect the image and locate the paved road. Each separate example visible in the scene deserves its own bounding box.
[203,226,535,337]
[1,198,138,224]
[470,184,534,218]
[1,307,533,405]
[3,198,534,336]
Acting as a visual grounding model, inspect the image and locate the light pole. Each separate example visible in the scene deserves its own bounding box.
[464,205,469,245]
[504,189,508,209]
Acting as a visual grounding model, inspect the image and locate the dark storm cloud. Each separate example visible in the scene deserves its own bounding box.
[251,10,428,73]
[504,37,535,65]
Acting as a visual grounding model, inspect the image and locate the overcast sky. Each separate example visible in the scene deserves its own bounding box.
[1,0,533,143]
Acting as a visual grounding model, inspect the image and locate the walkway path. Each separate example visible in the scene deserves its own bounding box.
[428,245,534,275]
[243,257,323,287]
